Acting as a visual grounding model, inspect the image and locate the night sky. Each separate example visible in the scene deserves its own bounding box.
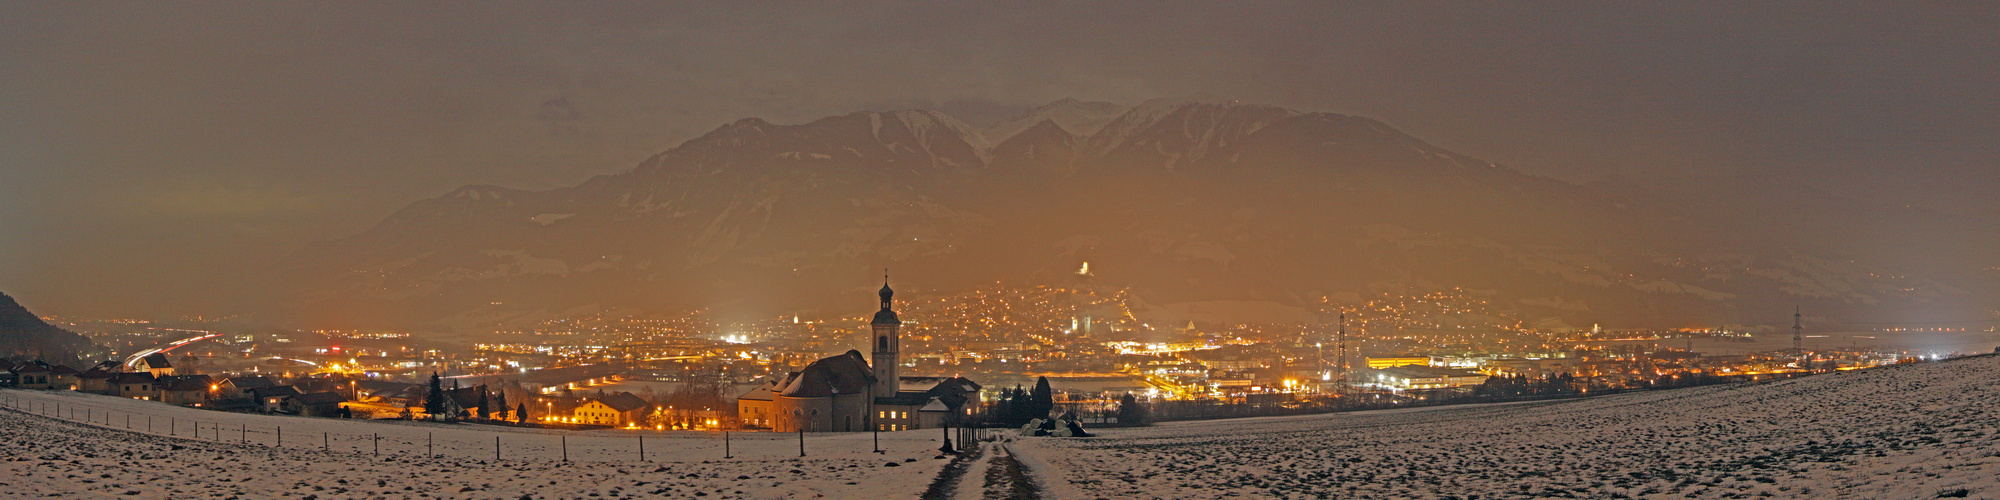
[2,2,1994,316]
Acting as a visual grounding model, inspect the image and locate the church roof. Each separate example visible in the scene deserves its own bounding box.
[776,350,876,398]
[871,309,901,325]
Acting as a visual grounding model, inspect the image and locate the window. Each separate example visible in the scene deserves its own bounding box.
[878,336,888,350]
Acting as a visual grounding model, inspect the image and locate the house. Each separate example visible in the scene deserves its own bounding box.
[218,376,277,400]
[157,375,214,405]
[356,380,422,407]
[111,372,157,399]
[874,376,982,431]
[11,363,52,389]
[736,379,779,429]
[248,386,302,412]
[46,365,81,391]
[79,366,119,394]
[446,385,490,418]
[134,353,175,377]
[574,392,651,427]
[284,392,347,417]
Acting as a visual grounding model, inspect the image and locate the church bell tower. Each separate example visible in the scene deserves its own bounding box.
[871,272,902,399]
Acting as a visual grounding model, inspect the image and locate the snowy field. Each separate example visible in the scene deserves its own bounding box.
[1012,354,2000,499]
[9,356,2000,499]
[0,389,957,499]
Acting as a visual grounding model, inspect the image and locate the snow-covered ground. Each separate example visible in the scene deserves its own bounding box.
[1011,354,2000,499]
[0,389,956,499]
[10,355,2000,498]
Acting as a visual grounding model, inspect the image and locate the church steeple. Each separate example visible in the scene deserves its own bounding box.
[877,271,895,313]
[872,270,900,326]
[870,270,902,406]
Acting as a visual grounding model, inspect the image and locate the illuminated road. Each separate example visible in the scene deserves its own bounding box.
[121,332,222,369]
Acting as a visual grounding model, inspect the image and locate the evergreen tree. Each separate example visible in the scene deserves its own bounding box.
[423,372,446,417]
[476,387,490,419]
[1115,393,1151,425]
[494,389,509,421]
[516,402,528,424]
[1030,376,1055,420]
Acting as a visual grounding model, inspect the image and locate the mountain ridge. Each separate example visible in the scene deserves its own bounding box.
[254,97,1999,331]
[0,292,95,361]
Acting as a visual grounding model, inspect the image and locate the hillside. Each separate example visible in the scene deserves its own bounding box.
[0,292,94,360]
[1012,354,2000,499]
[255,96,2000,330]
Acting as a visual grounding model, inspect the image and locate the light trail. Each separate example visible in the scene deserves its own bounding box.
[122,333,222,369]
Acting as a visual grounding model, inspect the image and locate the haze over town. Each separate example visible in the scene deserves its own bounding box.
[1,3,1997,499]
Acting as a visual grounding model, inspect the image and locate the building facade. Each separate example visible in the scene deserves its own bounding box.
[736,277,982,432]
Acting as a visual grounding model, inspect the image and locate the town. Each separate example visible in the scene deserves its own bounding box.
[10,277,1990,433]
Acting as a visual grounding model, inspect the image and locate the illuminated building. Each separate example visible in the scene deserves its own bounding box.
[1366,357,1433,369]
[734,276,981,432]
[1363,365,1488,391]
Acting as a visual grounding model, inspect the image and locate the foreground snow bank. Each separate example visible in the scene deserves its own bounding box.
[1014,355,2000,499]
[0,389,951,499]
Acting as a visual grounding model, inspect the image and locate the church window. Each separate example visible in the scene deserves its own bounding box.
[878,336,887,350]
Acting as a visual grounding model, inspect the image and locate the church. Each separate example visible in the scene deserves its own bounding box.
[737,278,982,432]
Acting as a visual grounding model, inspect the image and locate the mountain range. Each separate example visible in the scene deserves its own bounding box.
[255,96,2000,331]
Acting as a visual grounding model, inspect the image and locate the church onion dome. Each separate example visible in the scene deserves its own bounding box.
[872,308,901,325]
[879,283,894,302]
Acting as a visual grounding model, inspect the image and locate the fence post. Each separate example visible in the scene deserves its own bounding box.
[170,417,175,436]
[373,433,379,456]
[638,435,645,462]
[494,436,500,462]
[277,426,282,447]
[427,432,432,457]
[724,430,731,459]
[242,424,247,444]
[561,435,568,462]
[323,432,328,452]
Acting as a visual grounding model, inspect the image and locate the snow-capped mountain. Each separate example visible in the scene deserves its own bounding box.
[255,97,1999,330]
[978,98,1127,145]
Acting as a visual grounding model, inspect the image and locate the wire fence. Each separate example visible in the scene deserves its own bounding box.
[0,390,836,463]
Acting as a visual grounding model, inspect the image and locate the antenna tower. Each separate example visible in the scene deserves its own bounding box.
[1338,313,1349,377]
[1793,306,1804,363]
